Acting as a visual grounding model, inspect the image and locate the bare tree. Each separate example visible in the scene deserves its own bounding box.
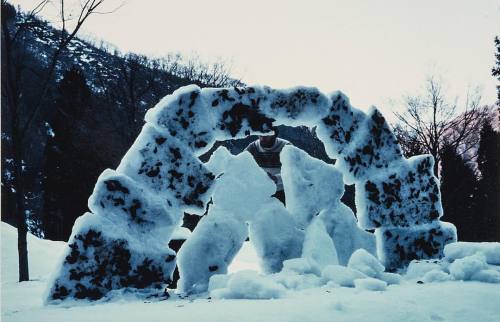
[158,52,244,87]
[1,0,110,282]
[394,76,489,176]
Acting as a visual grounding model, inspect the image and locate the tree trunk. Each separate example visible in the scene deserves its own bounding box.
[12,125,29,282]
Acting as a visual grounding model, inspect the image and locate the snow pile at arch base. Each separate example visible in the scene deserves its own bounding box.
[46,85,457,302]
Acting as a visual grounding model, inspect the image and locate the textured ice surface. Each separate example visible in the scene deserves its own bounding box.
[301,218,339,269]
[88,169,179,239]
[176,209,248,294]
[177,150,279,293]
[145,85,217,155]
[249,199,304,274]
[117,124,215,213]
[316,91,367,159]
[335,107,403,184]
[347,248,385,279]
[209,151,276,221]
[281,145,344,228]
[319,204,376,266]
[376,222,457,271]
[356,155,442,229]
[444,242,500,265]
[46,213,176,302]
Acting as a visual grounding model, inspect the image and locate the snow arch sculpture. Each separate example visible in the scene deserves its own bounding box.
[46,85,457,301]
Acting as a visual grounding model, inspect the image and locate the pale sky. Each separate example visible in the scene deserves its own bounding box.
[12,0,500,115]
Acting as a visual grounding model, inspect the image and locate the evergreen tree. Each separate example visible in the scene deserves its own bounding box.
[475,121,500,241]
[492,36,500,102]
[440,145,478,241]
[42,68,92,240]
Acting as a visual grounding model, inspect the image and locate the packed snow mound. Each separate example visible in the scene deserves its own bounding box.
[444,242,500,265]
[404,242,500,284]
[48,84,457,301]
[209,271,286,299]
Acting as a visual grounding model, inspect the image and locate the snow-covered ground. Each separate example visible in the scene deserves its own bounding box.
[1,222,499,322]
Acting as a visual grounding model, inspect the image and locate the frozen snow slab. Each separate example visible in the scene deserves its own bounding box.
[88,169,180,238]
[356,155,442,230]
[202,86,330,137]
[46,213,176,302]
[319,204,376,266]
[209,150,276,220]
[117,124,215,213]
[249,200,304,274]
[316,91,367,158]
[444,242,500,265]
[145,85,217,155]
[376,221,457,271]
[335,107,403,184]
[176,209,248,294]
[281,145,344,227]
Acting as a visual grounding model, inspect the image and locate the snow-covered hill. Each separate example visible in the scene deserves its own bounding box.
[1,222,500,322]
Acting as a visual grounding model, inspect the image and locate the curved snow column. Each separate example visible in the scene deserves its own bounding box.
[375,221,457,271]
[249,199,305,274]
[47,212,176,301]
[318,204,376,266]
[280,145,344,229]
[177,150,277,293]
[116,124,215,213]
[355,155,443,229]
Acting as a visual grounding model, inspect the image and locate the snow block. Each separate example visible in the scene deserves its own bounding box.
[202,86,330,138]
[47,213,176,302]
[145,85,217,155]
[301,218,339,269]
[316,91,367,158]
[209,151,276,222]
[176,208,248,294]
[376,221,457,271]
[336,107,403,184]
[319,204,376,266]
[88,169,180,238]
[249,200,304,274]
[281,145,344,228]
[117,124,215,213]
[356,155,442,229]
[201,87,276,140]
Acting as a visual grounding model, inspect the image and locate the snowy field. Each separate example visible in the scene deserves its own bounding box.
[2,223,500,322]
